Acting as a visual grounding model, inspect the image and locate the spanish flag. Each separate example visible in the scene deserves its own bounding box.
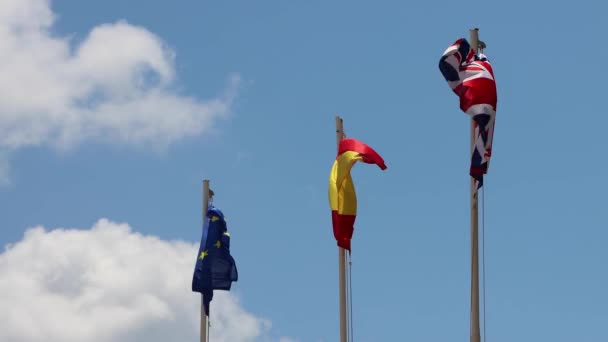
[329,138,387,251]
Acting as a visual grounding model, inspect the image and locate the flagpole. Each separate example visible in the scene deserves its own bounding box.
[201,179,212,342]
[335,116,348,342]
[468,28,481,342]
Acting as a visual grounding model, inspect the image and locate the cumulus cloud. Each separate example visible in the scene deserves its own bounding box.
[0,0,238,165]
[0,219,291,342]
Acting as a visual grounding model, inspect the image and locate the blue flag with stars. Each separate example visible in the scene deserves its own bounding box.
[192,205,238,316]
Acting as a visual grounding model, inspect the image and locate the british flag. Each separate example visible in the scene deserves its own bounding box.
[439,38,497,190]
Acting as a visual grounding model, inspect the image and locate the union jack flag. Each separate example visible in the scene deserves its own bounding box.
[439,38,497,190]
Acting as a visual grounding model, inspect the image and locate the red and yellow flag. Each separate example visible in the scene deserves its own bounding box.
[328,138,387,251]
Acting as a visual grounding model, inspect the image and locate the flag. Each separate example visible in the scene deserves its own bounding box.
[328,138,387,251]
[192,205,238,316]
[439,38,497,189]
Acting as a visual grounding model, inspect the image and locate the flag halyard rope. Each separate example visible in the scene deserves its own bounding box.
[482,185,487,342]
[347,252,354,342]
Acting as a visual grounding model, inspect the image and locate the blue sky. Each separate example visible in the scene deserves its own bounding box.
[1,0,607,341]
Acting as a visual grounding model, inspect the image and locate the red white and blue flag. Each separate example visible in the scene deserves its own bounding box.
[439,38,497,189]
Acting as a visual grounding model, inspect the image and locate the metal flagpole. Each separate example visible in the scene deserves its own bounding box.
[335,116,348,342]
[468,28,481,342]
[201,179,213,342]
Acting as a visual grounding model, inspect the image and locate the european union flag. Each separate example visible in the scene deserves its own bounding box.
[192,205,238,316]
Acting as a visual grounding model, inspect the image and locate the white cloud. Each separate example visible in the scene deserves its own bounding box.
[0,219,291,342]
[0,0,239,180]
[278,338,300,342]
